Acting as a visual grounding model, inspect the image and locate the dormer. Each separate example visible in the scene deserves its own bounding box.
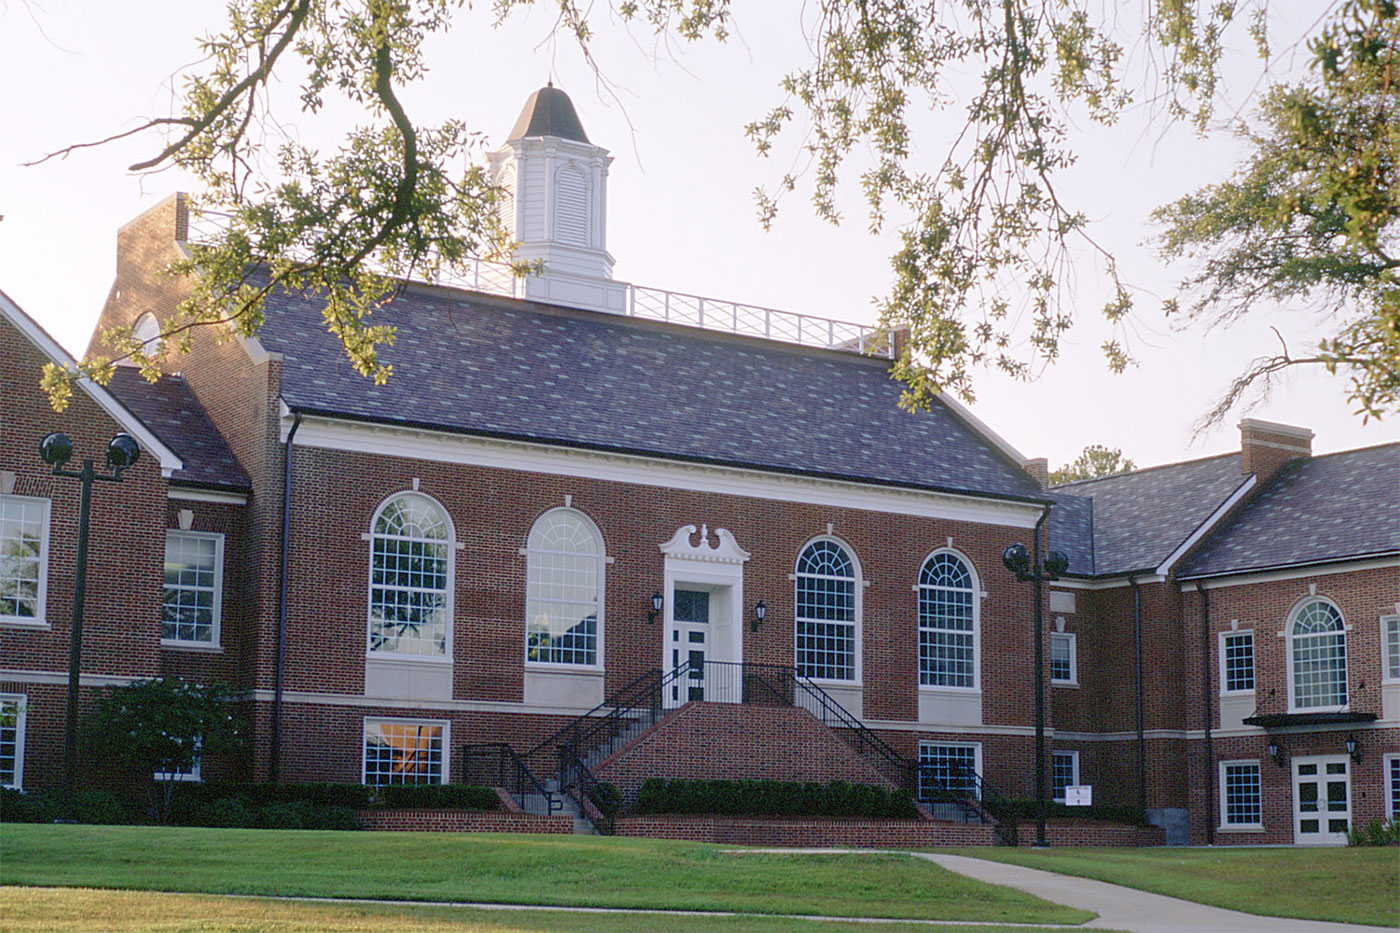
[488,84,628,314]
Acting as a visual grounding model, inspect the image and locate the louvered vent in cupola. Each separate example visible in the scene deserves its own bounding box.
[554,167,589,247]
[497,165,516,235]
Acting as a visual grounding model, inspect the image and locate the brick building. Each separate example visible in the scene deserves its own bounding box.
[2,86,1395,844]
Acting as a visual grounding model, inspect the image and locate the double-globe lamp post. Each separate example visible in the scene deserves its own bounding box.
[38,431,141,823]
[1002,540,1069,848]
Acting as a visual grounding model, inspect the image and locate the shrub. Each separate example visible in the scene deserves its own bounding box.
[185,795,257,828]
[997,799,1146,824]
[1348,818,1400,847]
[0,788,58,823]
[257,799,318,830]
[632,778,916,819]
[587,782,621,815]
[372,783,500,810]
[73,790,133,825]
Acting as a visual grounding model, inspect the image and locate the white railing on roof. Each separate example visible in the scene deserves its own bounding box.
[184,210,892,358]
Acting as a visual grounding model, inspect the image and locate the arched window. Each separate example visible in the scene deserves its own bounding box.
[525,509,604,666]
[367,493,452,657]
[919,551,978,689]
[794,539,858,681]
[1290,598,1347,710]
[132,313,160,356]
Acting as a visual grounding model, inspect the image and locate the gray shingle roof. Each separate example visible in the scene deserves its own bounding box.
[253,285,1047,502]
[1179,443,1400,579]
[508,85,590,143]
[105,368,250,491]
[1049,454,1251,577]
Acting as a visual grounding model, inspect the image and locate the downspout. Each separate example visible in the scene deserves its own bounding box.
[269,411,302,783]
[1032,503,1052,847]
[1200,584,1215,846]
[1129,576,1145,818]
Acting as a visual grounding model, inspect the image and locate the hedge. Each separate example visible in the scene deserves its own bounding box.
[995,799,1147,824]
[634,778,918,819]
[170,782,499,812]
[0,788,132,824]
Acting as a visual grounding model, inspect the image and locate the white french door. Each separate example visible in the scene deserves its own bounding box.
[1293,754,1351,845]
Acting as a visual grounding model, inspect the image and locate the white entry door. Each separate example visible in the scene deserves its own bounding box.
[669,589,710,704]
[1293,755,1351,845]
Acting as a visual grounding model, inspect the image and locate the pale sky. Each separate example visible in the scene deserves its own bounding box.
[0,2,1390,470]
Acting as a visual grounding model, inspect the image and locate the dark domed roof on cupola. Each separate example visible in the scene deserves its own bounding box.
[507,82,590,143]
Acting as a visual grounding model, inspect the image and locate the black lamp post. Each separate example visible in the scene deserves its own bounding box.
[38,431,141,822]
[1003,539,1069,848]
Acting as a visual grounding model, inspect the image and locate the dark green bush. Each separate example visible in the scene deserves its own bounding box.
[73,790,133,825]
[1348,818,1400,847]
[997,799,1146,824]
[372,783,500,810]
[176,782,373,810]
[0,788,134,824]
[186,795,257,828]
[0,788,58,823]
[633,778,917,819]
[588,782,621,815]
[257,799,318,830]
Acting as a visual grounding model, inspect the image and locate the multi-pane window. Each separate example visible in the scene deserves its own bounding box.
[368,494,451,657]
[1050,632,1076,685]
[163,532,222,645]
[1290,599,1347,710]
[525,509,603,666]
[1052,750,1079,801]
[0,695,25,789]
[1222,631,1255,693]
[918,552,976,688]
[1384,616,1400,683]
[363,719,445,786]
[0,496,48,623]
[1222,761,1262,826]
[795,540,856,681]
[918,743,978,800]
[155,736,202,783]
[1388,756,1400,821]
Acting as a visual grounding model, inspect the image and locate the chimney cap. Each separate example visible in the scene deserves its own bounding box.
[508,85,590,144]
[1238,418,1315,441]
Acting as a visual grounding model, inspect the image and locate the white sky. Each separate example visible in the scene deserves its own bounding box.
[0,2,1390,469]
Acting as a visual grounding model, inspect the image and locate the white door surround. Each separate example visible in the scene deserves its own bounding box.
[659,525,749,706]
[1293,754,1351,845]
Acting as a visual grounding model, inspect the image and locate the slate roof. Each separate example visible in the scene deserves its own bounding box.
[252,284,1048,503]
[105,368,251,491]
[508,85,590,143]
[1048,454,1251,577]
[1179,443,1400,579]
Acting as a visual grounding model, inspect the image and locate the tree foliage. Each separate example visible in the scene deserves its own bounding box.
[1155,0,1398,427]
[1048,444,1137,484]
[30,0,1332,420]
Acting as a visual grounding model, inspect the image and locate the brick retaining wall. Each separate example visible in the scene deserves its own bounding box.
[615,815,994,846]
[355,808,573,833]
[1014,818,1165,847]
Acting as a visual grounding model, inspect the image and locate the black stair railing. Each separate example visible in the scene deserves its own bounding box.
[915,763,1020,845]
[461,742,562,817]
[557,744,620,835]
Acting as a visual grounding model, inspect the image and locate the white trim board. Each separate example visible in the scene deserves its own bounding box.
[169,487,249,505]
[1052,575,1167,591]
[1,290,184,478]
[283,413,1045,528]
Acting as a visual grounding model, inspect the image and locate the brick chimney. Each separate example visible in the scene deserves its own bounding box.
[1023,457,1049,489]
[1239,419,1313,485]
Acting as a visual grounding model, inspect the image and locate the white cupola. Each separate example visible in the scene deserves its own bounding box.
[488,84,628,314]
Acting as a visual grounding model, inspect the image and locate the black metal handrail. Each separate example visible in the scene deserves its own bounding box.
[522,666,664,761]
[557,744,619,835]
[461,742,561,817]
[915,764,1020,845]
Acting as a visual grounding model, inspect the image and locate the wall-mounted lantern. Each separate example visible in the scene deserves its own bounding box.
[751,600,767,632]
[646,591,663,624]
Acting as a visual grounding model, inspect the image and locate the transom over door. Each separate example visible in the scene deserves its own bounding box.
[1293,755,1351,845]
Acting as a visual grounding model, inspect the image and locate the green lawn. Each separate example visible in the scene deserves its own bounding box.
[956,846,1400,928]
[0,825,1091,925]
[0,888,1101,933]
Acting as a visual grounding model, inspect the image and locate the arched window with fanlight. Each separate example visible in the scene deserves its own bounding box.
[367,493,453,658]
[1289,597,1348,711]
[919,550,978,689]
[525,508,604,667]
[794,539,859,681]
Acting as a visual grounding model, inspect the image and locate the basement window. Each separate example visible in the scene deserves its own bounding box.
[363,718,447,786]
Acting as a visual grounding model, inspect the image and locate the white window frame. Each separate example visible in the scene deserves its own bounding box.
[1218,759,1264,831]
[1286,596,1348,713]
[362,717,450,786]
[523,507,607,671]
[793,535,863,685]
[1052,749,1080,802]
[1385,753,1400,822]
[1219,629,1256,696]
[161,531,224,648]
[917,740,983,801]
[365,492,455,661]
[917,548,981,692]
[1049,631,1078,687]
[0,495,51,628]
[1382,613,1400,685]
[0,694,27,790]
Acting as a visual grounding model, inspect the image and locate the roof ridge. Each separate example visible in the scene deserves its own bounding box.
[1049,450,1238,489]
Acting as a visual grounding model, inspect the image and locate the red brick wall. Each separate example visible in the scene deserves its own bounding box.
[593,702,897,804]
[1013,818,1165,847]
[356,808,572,833]
[614,814,994,846]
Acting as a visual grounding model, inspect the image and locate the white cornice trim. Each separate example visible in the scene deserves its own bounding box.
[168,487,249,505]
[1180,556,1400,590]
[1051,575,1167,590]
[1,291,184,478]
[282,412,1045,528]
[659,524,751,564]
[1154,475,1257,576]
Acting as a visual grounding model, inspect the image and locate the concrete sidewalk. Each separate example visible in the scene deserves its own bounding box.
[919,853,1396,933]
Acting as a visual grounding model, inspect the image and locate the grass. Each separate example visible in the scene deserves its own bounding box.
[0,825,1092,925]
[955,845,1400,928]
[0,888,1109,933]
